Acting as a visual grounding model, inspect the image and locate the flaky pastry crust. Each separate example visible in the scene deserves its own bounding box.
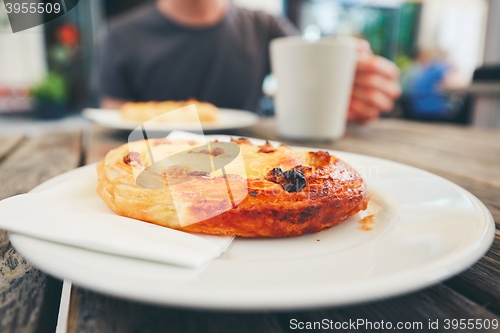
[96,138,369,237]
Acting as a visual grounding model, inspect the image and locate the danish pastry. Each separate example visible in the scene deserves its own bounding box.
[96,138,369,237]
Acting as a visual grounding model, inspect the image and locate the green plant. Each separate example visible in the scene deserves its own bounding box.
[31,71,68,104]
[395,55,414,72]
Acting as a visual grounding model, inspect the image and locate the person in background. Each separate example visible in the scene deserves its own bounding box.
[406,48,464,118]
[99,0,401,124]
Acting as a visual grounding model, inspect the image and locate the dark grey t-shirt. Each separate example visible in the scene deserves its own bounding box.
[98,4,296,111]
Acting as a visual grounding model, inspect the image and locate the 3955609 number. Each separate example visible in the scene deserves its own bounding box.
[5,2,61,14]
[443,319,499,330]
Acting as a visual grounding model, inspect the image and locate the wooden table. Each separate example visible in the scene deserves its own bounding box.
[1,118,499,333]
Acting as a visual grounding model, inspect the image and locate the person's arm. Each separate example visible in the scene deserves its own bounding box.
[348,40,401,124]
[266,16,400,124]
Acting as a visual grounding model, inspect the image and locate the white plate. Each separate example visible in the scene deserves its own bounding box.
[82,108,259,132]
[9,141,495,310]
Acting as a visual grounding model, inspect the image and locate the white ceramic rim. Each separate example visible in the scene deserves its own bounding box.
[82,108,260,132]
[9,146,496,310]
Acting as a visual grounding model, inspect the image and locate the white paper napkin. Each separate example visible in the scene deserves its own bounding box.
[0,131,234,268]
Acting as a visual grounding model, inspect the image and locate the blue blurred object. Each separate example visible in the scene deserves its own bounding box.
[408,60,451,116]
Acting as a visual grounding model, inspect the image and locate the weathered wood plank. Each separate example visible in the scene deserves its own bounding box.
[275,284,500,333]
[0,243,46,333]
[347,123,500,163]
[67,283,499,333]
[0,132,82,200]
[85,126,128,165]
[67,288,285,333]
[445,234,500,314]
[374,119,500,153]
[0,135,24,163]
[0,131,82,333]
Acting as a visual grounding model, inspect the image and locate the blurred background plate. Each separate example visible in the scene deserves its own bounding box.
[82,108,260,132]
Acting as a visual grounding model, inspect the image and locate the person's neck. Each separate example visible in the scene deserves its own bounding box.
[156,0,229,28]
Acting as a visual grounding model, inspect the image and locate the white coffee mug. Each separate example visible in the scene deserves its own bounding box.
[270,36,358,140]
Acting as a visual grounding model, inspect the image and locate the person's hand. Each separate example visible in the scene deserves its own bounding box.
[348,40,401,124]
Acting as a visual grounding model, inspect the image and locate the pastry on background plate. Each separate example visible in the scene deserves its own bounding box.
[96,138,369,237]
[120,98,218,123]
